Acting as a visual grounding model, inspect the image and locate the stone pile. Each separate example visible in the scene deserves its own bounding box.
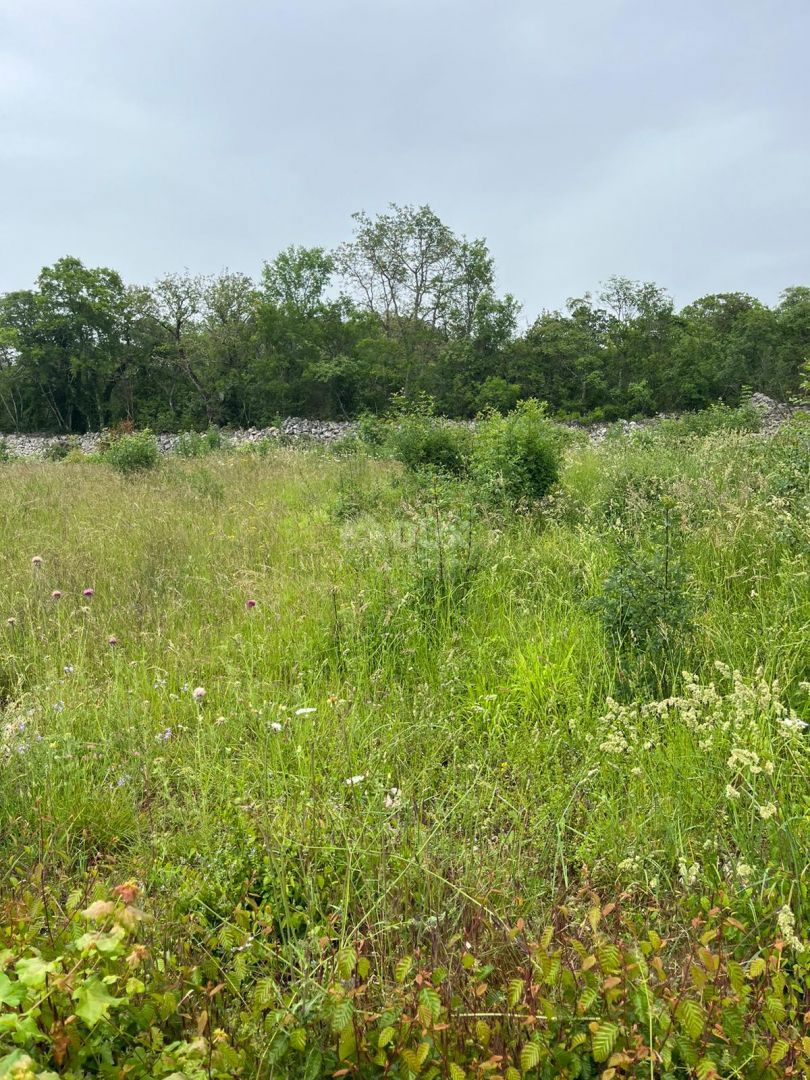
[1,399,801,458]
[1,418,356,458]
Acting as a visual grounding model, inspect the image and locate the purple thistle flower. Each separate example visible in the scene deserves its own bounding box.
[82,588,95,598]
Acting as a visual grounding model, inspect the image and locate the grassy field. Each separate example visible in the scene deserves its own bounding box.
[1,417,808,1077]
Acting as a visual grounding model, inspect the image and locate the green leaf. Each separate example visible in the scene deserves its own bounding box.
[14,956,56,989]
[520,1041,541,1073]
[337,946,356,979]
[338,1023,356,1062]
[591,1021,619,1063]
[377,1025,395,1049]
[765,995,786,1023]
[508,977,525,1007]
[597,944,621,975]
[330,997,353,1033]
[747,957,766,978]
[418,986,441,1024]
[771,1040,790,1065]
[395,956,412,983]
[448,1065,466,1080]
[73,977,121,1026]
[0,973,27,1008]
[695,1057,718,1080]
[676,999,705,1041]
[290,1028,307,1052]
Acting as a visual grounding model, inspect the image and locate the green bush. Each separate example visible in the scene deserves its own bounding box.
[587,500,696,695]
[102,429,159,474]
[0,438,10,463]
[176,428,225,458]
[377,395,473,476]
[471,398,561,505]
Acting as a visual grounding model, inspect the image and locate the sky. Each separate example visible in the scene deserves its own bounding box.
[1,0,809,321]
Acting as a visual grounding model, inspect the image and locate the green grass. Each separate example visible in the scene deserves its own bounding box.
[1,421,808,1074]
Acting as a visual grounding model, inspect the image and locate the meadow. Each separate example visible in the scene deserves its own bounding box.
[1,410,808,1078]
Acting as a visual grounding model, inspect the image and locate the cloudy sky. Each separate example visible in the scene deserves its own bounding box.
[1,0,808,319]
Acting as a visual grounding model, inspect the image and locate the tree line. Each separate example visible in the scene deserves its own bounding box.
[1,204,807,433]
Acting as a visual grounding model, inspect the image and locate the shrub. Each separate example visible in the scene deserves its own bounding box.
[378,394,473,476]
[587,500,695,695]
[471,399,561,505]
[176,428,225,458]
[102,429,159,474]
[0,438,10,463]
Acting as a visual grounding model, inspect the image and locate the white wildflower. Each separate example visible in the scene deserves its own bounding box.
[269,721,283,733]
[736,863,753,886]
[192,686,206,702]
[678,857,700,887]
[344,774,365,786]
[776,905,804,951]
[725,784,740,801]
[295,707,317,715]
[758,802,777,821]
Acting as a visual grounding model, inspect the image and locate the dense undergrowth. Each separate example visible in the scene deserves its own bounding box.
[1,407,808,1077]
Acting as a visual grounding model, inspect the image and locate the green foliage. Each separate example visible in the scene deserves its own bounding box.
[378,394,473,475]
[5,884,806,1078]
[175,427,225,458]
[471,399,561,505]
[587,502,695,694]
[2,225,806,434]
[102,429,159,474]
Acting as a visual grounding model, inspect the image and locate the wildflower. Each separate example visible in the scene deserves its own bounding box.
[295,706,316,715]
[156,727,172,742]
[64,664,74,675]
[6,617,16,627]
[52,700,64,712]
[51,590,62,600]
[384,786,402,809]
[82,588,94,598]
[736,863,753,885]
[344,774,365,786]
[778,716,808,732]
[245,598,257,609]
[678,857,700,887]
[758,802,777,820]
[31,555,43,568]
[725,784,740,801]
[776,905,804,952]
[192,686,206,702]
[108,636,118,647]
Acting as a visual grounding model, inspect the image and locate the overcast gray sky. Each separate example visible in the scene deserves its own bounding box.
[1,0,808,318]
